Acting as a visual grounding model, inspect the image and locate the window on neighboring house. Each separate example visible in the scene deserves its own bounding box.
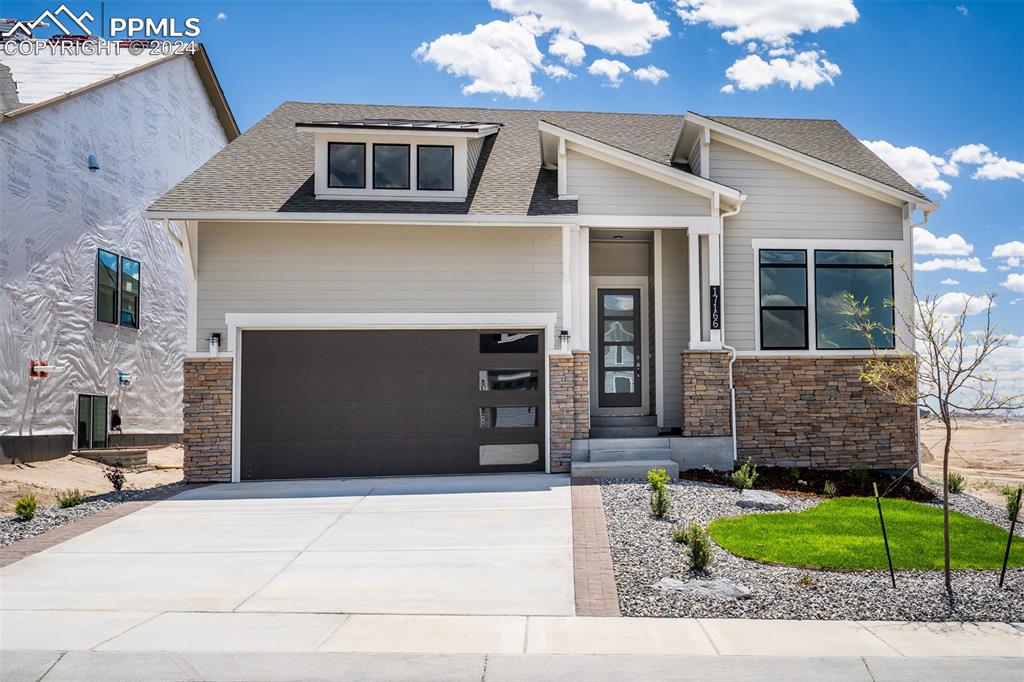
[96,249,141,328]
[815,250,894,350]
[77,394,108,449]
[373,144,410,189]
[327,142,365,188]
[759,249,808,350]
[417,145,454,191]
[120,256,140,328]
[96,250,119,324]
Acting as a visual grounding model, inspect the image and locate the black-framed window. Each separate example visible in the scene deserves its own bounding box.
[815,250,894,350]
[327,142,365,188]
[120,256,140,328]
[479,406,538,428]
[479,332,540,353]
[77,394,108,449]
[96,249,119,324]
[759,249,808,350]
[373,143,410,189]
[479,370,539,391]
[417,145,454,191]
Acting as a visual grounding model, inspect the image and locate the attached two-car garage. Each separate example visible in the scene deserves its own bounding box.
[239,329,546,480]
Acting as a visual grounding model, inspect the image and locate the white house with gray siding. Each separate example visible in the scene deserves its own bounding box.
[146,103,935,483]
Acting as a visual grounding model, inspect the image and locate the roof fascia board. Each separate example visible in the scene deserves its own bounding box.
[143,210,578,226]
[192,44,240,141]
[685,113,937,210]
[538,120,742,203]
[296,124,493,139]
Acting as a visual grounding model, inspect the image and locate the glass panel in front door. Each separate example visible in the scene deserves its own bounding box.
[598,289,642,408]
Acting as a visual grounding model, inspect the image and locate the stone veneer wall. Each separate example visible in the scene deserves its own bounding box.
[732,356,916,470]
[549,351,591,473]
[680,351,732,437]
[182,357,233,483]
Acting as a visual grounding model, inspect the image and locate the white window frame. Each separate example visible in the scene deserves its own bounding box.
[313,132,469,202]
[749,238,909,356]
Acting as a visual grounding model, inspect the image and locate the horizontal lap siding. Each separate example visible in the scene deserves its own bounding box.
[661,229,689,428]
[567,150,711,216]
[196,222,563,349]
[710,142,904,351]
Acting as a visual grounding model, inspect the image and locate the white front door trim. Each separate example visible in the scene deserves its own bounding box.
[224,312,559,483]
[589,277,650,417]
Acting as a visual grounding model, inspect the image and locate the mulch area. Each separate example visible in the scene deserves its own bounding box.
[680,466,936,502]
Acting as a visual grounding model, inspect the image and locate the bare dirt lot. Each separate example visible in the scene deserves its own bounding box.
[920,416,1023,507]
[0,445,183,513]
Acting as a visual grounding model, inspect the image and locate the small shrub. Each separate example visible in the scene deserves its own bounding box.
[647,468,671,490]
[671,523,688,544]
[649,481,671,518]
[1001,484,1023,522]
[788,467,801,481]
[104,466,126,492]
[728,459,758,491]
[823,480,838,498]
[848,467,869,492]
[946,471,966,494]
[14,493,37,521]
[58,489,84,508]
[798,573,816,587]
[686,523,714,571]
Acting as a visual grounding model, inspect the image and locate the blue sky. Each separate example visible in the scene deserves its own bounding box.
[11,1,1024,339]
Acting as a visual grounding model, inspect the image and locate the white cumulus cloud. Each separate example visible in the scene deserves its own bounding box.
[492,0,670,56]
[916,257,987,273]
[860,140,957,197]
[993,241,1024,259]
[1003,273,1024,294]
[949,144,1024,181]
[956,4,968,16]
[543,64,573,79]
[934,292,995,316]
[548,33,585,65]
[724,51,840,91]
[216,11,226,21]
[913,227,973,255]
[633,65,669,84]
[940,278,960,286]
[720,83,735,94]
[588,58,631,87]
[674,0,858,46]
[414,19,546,99]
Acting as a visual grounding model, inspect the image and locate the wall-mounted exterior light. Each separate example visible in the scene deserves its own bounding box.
[209,332,221,357]
[559,329,571,352]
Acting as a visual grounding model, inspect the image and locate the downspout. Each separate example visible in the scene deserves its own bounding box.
[907,205,934,478]
[719,199,744,464]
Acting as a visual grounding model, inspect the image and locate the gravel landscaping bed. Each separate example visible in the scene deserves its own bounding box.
[600,478,1023,621]
[0,483,184,549]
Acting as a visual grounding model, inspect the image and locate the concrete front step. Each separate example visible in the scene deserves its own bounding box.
[588,426,661,439]
[72,448,148,468]
[590,415,658,427]
[586,437,672,452]
[589,449,678,463]
[571,459,679,479]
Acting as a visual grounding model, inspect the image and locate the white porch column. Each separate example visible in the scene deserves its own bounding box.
[708,229,723,344]
[687,231,700,346]
[561,224,573,341]
[575,226,590,350]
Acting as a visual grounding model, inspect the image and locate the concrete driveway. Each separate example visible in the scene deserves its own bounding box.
[0,474,574,616]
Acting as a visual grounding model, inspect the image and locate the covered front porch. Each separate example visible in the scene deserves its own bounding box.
[550,221,735,479]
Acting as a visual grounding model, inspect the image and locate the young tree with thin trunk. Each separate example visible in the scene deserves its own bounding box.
[842,267,1022,592]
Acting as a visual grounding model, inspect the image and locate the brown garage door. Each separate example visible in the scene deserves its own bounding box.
[239,329,546,480]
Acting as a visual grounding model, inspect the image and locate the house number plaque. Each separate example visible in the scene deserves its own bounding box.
[709,285,721,330]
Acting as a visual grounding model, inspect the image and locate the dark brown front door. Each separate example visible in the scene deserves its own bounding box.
[239,329,545,480]
[597,289,642,408]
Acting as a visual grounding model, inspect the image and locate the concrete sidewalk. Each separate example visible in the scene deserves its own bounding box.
[4,651,1021,682]
[1,611,1021,657]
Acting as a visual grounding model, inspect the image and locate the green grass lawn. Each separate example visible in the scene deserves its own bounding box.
[708,497,1024,571]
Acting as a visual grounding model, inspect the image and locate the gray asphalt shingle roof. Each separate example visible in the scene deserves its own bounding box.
[703,115,930,201]
[149,102,929,215]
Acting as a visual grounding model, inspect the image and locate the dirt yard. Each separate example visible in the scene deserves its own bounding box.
[920,416,1023,507]
[0,444,183,513]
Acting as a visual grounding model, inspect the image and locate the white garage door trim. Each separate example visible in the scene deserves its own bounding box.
[224,312,560,483]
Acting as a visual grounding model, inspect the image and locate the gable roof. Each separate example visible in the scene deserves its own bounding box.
[0,45,239,141]
[701,115,930,202]
[149,102,930,218]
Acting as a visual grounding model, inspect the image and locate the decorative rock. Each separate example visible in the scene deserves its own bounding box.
[654,577,752,600]
[737,489,791,511]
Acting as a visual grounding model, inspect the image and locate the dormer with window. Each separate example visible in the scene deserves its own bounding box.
[296,119,501,202]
